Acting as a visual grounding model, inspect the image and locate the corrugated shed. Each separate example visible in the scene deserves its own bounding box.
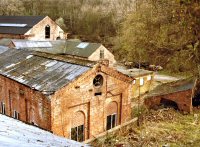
[0,16,45,34]
[0,49,91,95]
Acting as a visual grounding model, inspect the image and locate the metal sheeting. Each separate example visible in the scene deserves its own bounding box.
[0,49,90,95]
[0,16,45,34]
[12,40,52,49]
[0,46,9,54]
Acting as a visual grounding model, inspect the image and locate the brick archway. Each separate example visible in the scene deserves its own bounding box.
[106,101,118,116]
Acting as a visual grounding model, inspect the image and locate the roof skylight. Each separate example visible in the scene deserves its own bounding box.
[77,42,89,49]
[0,23,27,27]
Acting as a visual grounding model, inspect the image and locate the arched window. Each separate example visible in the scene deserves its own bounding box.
[106,101,118,130]
[45,25,50,39]
[71,111,85,142]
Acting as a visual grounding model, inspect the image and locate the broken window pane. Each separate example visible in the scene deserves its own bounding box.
[71,127,78,141]
[106,115,112,130]
[78,125,84,142]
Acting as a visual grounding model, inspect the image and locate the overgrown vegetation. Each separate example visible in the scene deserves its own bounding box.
[0,0,199,75]
[91,108,200,146]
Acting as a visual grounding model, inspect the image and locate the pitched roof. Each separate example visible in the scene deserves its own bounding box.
[0,16,46,34]
[145,78,196,98]
[0,39,104,58]
[63,41,102,57]
[27,40,102,58]
[0,49,90,95]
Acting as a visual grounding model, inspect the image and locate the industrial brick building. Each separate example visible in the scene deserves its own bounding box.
[0,16,65,40]
[0,49,133,141]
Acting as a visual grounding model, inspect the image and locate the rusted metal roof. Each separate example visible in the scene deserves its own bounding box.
[0,49,90,95]
[0,16,45,34]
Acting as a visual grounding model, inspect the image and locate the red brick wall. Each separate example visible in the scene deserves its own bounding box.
[51,67,132,140]
[144,90,193,112]
[0,75,51,130]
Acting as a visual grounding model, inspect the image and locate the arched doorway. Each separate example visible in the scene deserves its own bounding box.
[71,111,85,142]
[106,101,118,130]
[160,98,178,110]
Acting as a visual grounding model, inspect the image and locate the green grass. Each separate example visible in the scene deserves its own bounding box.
[90,109,200,147]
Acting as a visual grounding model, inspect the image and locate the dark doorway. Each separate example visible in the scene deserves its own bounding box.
[160,98,178,110]
[192,93,200,107]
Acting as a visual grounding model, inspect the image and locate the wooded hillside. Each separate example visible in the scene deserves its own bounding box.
[0,0,199,75]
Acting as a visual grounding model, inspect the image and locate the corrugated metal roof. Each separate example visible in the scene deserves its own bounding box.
[0,49,90,95]
[12,40,52,49]
[0,16,45,34]
[145,78,196,98]
[28,40,102,58]
[0,46,9,54]
[0,39,103,58]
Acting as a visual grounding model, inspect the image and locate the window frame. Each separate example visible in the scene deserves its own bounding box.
[100,49,104,59]
[1,102,6,114]
[13,110,19,120]
[140,78,144,86]
[106,113,117,130]
[93,74,103,87]
[147,75,152,81]
[45,25,50,39]
[71,124,84,142]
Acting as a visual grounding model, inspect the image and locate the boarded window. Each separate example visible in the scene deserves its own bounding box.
[100,49,104,59]
[1,102,5,114]
[45,25,50,39]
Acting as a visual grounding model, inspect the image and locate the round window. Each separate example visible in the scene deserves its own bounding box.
[93,75,103,87]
